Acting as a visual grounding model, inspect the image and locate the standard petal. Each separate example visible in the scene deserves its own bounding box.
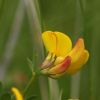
[67,50,89,74]
[42,31,72,57]
[11,87,23,100]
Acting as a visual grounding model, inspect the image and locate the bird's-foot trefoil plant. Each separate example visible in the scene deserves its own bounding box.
[10,31,89,100]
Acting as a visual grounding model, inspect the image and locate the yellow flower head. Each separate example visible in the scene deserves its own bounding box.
[11,87,23,100]
[41,31,89,78]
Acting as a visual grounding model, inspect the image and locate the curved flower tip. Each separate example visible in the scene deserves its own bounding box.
[67,50,89,74]
[68,38,85,63]
[11,87,23,100]
[41,31,89,78]
[66,38,89,74]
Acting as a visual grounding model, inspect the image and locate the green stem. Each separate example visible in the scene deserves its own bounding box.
[23,73,35,96]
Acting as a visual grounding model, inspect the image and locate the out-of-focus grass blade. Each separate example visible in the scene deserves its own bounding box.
[59,89,63,100]
[79,0,100,100]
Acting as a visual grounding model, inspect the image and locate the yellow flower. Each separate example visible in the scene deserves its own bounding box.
[41,31,89,78]
[11,87,23,100]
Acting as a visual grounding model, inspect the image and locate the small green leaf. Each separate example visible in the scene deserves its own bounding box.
[27,58,34,72]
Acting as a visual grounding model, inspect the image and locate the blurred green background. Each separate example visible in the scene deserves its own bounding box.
[0,0,100,100]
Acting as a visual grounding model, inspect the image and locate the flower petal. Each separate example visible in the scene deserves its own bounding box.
[48,56,71,75]
[67,38,85,63]
[11,87,23,100]
[67,50,89,74]
[41,53,56,69]
[54,56,64,65]
[42,31,72,57]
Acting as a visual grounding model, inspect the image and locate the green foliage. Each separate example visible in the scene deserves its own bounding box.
[0,82,11,100]
[0,92,11,100]
[0,82,3,93]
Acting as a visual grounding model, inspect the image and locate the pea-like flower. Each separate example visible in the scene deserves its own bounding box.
[40,31,89,78]
[11,87,23,100]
